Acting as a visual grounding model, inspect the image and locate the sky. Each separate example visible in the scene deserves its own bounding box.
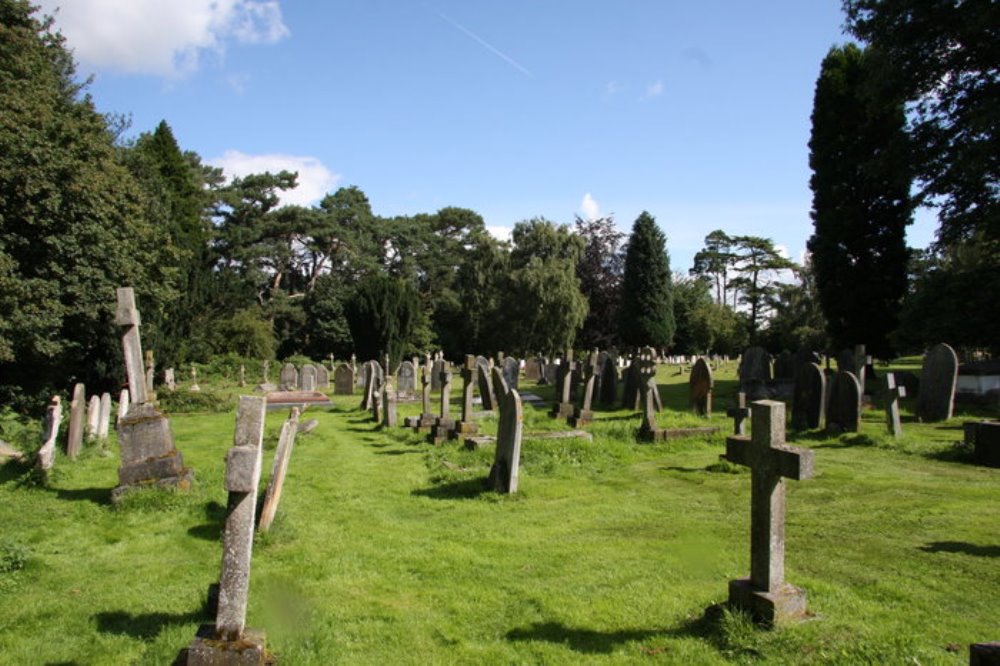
[36,0,937,274]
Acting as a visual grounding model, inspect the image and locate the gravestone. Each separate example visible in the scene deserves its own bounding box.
[256,360,276,393]
[360,361,377,411]
[791,363,826,430]
[279,363,298,391]
[502,356,520,391]
[487,367,523,494]
[689,357,714,417]
[189,365,200,392]
[640,353,662,412]
[117,389,130,425]
[826,371,862,433]
[36,396,62,477]
[300,364,317,391]
[773,351,796,381]
[404,357,437,431]
[542,360,558,386]
[258,407,299,533]
[187,396,267,664]
[382,377,397,429]
[916,343,958,422]
[396,360,417,399]
[835,348,857,375]
[238,364,246,388]
[428,362,454,444]
[724,400,815,625]
[965,421,1000,467]
[727,392,750,436]
[164,368,176,391]
[112,287,192,501]
[524,357,543,381]
[739,346,772,400]
[599,354,618,405]
[569,352,598,427]
[96,392,112,440]
[431,354,445,391]
[882,372,907,437]
[451,355,479,439]
[334,363,355,395]
[476,357,496,411]
[66,383,86,459]
[86,394,101,439]
[315,364,329,389]
[550,357,576,419]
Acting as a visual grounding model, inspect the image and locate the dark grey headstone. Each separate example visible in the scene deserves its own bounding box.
[916,343,958,422]
[791,363,826,430]
[826,371,861,433]
[689,357,713,416]
[502,357,520,391]
[334,363,354,395]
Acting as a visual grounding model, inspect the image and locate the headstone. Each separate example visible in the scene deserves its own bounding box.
[35,396,62,476]
[882,372,907,437]
[542,360,558,386]
[239,364,246,388]
[826,371,862,433]
[279,363,298,391]
[451,355,478,439]
[773,351,796,381]
[96,392,112,440]
[791,363,826,430]
[334,363,355,395]
[640,353,662,412]
[258,407,299,533]
[739,346,772,399]
[549,357,576,419]
[621,357,640,409]
[396,360,416,398]
[965,421,1000,468]
[117,389,130,425]
[724,400,815,625]
[916,343,959,422]
[727,392,750,436]
[524,357,542,381]
[431,354,445,392]
[428,362,454,444]
[502,356,520,391]
[113,287,192,500]
[476,357,496,411]
[689,357,714,417]
[300,364,317,392]
[66,383,85,459]
[599,354,618,405]
[164,368,176,391]
[404,356,437,431]
[382,377,397,428]
[360,361,377,411]
[189,365,200,392]
[86,394,101,438]
[569,352,597,427]
[488,367,523,494]
[970,642,1000,666]
[315,364,330,389]
[145,350,156,394]
[187,396,267,664]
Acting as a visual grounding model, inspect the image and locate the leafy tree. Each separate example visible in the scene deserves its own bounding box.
[302,274,354,359]
[574,215,625,350]
[760,260,830,353]
[808,43,913,357]
[0,1,179,410]
[344,274,421,366]
[673,275,749,355]
[211,309,276,359]
[619,212,675,348]
[727,235,798,341]
[843,0,998,246]
[690,229,737,306]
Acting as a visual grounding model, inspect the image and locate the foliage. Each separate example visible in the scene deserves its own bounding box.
[156,389,230,414]
[759,261,830,353]
[301,274,354,359]
[210,309,276,359]
[574,215,625,350]
[808,43,913,358]
[619,212,675,348]
[673,276,749,356]
[726,235,797,340]
[843,0,999,247]
[690,229,737,306]
[344,274,420,367]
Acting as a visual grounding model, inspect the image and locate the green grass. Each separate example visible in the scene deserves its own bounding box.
[0,363,997,664]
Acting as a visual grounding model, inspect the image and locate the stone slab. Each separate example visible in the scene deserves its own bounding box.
[265,391,331,411]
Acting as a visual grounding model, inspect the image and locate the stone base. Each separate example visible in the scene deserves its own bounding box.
[727,578,808,626]
[568,410,593,427]
[549,403,574,419]
[112,466,194,503]
[967,421,1000,467]
[186,624,267,665]
[465,436,495,450]
[427,422,454,445]
[971,642,1000,666]
[404,414,436,431]
[638,425,720,442]
[449,421,479,440]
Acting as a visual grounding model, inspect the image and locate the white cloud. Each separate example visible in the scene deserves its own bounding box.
[605,80,624,95]
[35,0,289,78]
[209,151,340,207]
[579,193,600,220]
[642,80,664,99]
[486,225,513,243]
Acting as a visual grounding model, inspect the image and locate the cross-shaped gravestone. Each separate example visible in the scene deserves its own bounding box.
[115,288,148,405]
[727,392,750,436]
[382,377,397,429]
[569,352,597,427]
[550,357,577,419]
[428,363,454,444]
[451,355,479,439]
[882,372,907,437]
[725,400,815,625]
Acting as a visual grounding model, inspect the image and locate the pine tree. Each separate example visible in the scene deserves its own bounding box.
[807,44,913,358]
[618,212,675,348]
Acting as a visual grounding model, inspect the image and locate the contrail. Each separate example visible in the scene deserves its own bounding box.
[436,11,534,79]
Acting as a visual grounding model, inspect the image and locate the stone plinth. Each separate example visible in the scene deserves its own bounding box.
[113,403,192,501]
[727,579,808,626]
[186,625,267,665]
[568,408,593,427]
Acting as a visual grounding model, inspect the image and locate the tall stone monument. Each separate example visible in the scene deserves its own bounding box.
[487,367,523,494]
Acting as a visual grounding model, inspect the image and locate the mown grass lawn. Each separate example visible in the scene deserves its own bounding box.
[0,362,997,664]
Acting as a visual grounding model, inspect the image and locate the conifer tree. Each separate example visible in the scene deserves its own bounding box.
[618,212,675,348]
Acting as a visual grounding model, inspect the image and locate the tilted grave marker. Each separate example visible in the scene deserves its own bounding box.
[96,392,112,440]
[502,356,520,391]
[258,406,299,533]
[476,357,496,411]
[883,372,907,437]
[569,352,597,427]
[36,396,62,477]
[66,382,86,459]
[724,400,815,625]
[487,367,523,494]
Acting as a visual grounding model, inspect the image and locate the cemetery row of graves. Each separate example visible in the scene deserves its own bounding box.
[0,288,997,663]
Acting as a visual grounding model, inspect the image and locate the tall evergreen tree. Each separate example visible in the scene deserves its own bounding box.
[618,212,675,348]
[807,44,913,358]
[344,274,420,367]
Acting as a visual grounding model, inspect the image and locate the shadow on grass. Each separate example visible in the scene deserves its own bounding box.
[52,486,112,506]
[93,607,205,639]
[187,501,225,541]
[411,477,489,500]
[920,541,1000,557]
[924,443,976,464]
[505,621,662,654]
[374,449,423,456]
[0,458,34,486]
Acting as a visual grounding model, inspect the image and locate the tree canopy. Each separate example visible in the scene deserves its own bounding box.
[618,212,675,349]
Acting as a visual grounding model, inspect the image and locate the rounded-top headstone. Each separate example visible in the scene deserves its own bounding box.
[916,343,958,422]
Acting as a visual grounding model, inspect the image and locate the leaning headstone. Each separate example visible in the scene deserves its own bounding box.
[916,343,959,422]
[487,367,523,494]
[36,396,62,477]
[117,389,130,426]
[882,372,907,437]
[66,383,86,459]
[96,392,112,441]
[187,396,267,664]
[334,363,355,395]
[689,357,714,417]
[315,364,330,390]
[112,287,192,501]
[724,400,815,625]
[826,371,862,433]
[279,363,298,391]
[476,357,496,411]
[300,364,317,392]
[382,377,397,429]
[86,394,101,439]
[257,406,299,533]
[502,356,520,391]
[791,363,826,430]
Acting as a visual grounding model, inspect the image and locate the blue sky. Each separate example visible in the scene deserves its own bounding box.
[37,0,936,273]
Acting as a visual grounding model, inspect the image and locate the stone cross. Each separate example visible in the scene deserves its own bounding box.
[145,349,155,393]
[258,407,299,533]
[190,364,200,392]
[115,288,148,405]
[438,363,452,420]
[727,392,750,436]
[382,377,397,429]
[883,372,906,437]
[450,355,478,438]
[725,400,815,625]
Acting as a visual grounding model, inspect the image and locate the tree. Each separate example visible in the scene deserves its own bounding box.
[619,212,675,348]
[808,43,913,357]
[690,229,737,306]
[843,0,998,246]
[760,260,830,353]
[727,235,798,340]
[344,274,421,366]
[574,215,626,350]
[0,1,179,410]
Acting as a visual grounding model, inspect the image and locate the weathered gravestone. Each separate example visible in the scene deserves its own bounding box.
[405,357,437,431]
[187,396,267,664]
[257,407,299,533]
[431,354,445,391]
[965,421,1000,468]
[334,363,355,395]
[300,364,317,392]
[916,343,959,422]
[542,359,558,386]
[882,372,907,437]
[739,346,772,400]
[550,356,577,419]
[238,364,246,388]
[487,367,523,494]
[279,363,298,391]
[96,392,112,441]
[476,357,496,412]
[450,355,478,439]
[113,287,192,501]
[791,363,826,430]
[396,360,416,399]
[360,360,379,411]
[524,357,543,381]
[315,364,329,390]
[164,367,176,391]
[255,361,277,393]
[723,400,815,625]
[826,371,862,433]
[569,352,598,427]
[502,356,520,391]
[36,396,62,478]
[640,353,662,412]
[599,353,618,406]
[86,394,101,439]
[689,357,714,417]
[117,389,130,425]
[189,365,200,392]
[66,382,86,459]
[428,362,454,444]
[382,376,397,429]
